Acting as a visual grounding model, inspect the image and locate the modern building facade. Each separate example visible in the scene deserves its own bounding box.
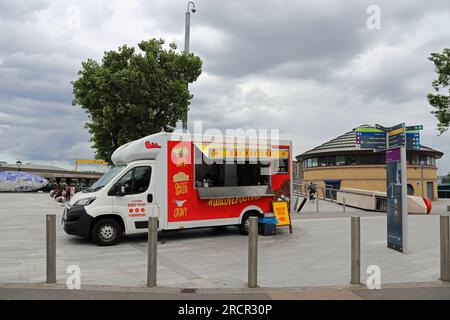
[295,125,443,199]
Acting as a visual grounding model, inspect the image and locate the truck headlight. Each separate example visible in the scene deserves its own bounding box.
[73,197,96,207]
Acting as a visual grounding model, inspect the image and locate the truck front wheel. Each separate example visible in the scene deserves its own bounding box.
[91,218,122,246]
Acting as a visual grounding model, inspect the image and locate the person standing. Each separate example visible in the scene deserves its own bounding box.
[307,182,317,203]
[70,184,76,201]
[65,185,71,202]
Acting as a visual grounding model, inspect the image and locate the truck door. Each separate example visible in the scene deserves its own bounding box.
[110,165,155,234]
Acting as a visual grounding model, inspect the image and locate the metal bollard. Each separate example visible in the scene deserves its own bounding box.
[248,217,258,288]
[316,197,319,213]
[147,217,158,287]
[351,216,361,284]
[343,197,346,212]
[46,214,56,284]
[441,216,450,281]
[293,196,300,213]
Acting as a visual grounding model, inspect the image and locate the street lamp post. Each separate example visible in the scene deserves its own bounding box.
[182,1,196,132]
[420,160,425,197]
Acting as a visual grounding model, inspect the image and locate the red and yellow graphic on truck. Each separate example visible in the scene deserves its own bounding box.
[167,141,291,223]
[128,200,146,217]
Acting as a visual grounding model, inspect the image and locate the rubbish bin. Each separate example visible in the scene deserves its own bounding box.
[258,213,277,236]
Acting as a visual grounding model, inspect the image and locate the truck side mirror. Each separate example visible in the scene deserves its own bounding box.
[108,184,126,197]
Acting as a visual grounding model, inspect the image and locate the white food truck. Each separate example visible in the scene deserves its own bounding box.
[62,132,292,245]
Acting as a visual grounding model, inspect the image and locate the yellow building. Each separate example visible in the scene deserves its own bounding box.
[295,125,443,200]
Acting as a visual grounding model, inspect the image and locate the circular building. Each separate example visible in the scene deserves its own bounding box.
[295,124,443,200]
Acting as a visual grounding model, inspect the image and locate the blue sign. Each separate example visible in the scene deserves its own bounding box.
[406,132,420,150]
[356,132,386,150]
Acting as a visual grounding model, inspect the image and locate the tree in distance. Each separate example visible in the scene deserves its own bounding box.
[427,48,450,135]
[72,38,203,161]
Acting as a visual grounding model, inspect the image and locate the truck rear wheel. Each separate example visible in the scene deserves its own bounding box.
[239,212,260,235]
[91,218,122,246]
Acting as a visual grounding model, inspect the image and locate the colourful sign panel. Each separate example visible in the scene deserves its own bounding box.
[387,123,406,149]
[356,124,422,151]
[406,131,420,150]
[272,201,291,226]
[356,128,386,150]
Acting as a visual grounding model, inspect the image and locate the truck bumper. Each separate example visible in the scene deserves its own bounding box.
[62,205,93,239]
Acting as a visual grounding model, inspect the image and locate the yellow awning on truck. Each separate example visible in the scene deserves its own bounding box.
[195,143,288,161]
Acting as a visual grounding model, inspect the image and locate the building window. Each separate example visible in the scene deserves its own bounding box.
[358,154,384,165]
[273,158,288,174]
[419,155,427,165]
[407,184,414,196]
[346,155,357,165]
[303,159,309,168]
[327,156,336,166]
[411,154,419,165]
[336,156,345,166]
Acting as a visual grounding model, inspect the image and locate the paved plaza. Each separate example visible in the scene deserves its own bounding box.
[0,193,449,289]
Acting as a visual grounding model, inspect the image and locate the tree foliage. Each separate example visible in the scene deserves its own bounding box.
[72,38,202,161]
[427,48,450,134]
[443,173,450,183]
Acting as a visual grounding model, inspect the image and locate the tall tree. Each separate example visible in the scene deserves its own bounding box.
[427,48,450,134]
[72,38,202,161]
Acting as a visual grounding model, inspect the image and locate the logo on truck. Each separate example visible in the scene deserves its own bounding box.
[145,141,161,149]
[174,200,187,207]
[171,146,190,167]
[173,172,190,196]
[128,200,146,217]
[173,172,189,183]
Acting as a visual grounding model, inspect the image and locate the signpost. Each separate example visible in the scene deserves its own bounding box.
[385,123,409,253]
[386,147,408,252]
[358,124,422,152]
[358,123,422,253]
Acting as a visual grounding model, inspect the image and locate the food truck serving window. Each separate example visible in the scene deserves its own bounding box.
[273,157,288,174]
[194,146,270,188]
[272,147,289,174]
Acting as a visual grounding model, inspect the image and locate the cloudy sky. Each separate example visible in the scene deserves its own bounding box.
[0,0,449,174]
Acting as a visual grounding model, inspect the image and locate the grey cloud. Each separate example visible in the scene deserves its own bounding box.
[0,1,50,21]
[0,0,449,174]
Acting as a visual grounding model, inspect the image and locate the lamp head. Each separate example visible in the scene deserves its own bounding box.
[187,2,196,14]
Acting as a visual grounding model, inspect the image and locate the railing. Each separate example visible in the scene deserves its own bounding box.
[293,182,375,200]
[292,182,387,212]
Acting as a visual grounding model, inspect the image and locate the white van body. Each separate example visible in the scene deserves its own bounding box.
[62,132,292,245]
